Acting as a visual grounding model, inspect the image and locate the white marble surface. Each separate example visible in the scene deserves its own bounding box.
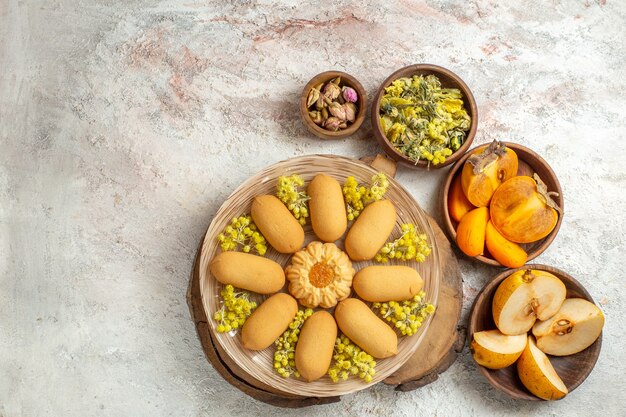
[1,0,625,416]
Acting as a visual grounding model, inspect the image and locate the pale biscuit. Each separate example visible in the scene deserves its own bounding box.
[345,200,396,261]
[334,298,398,359]
[241,293,298,351]
[209,251,285,294]
[295,311,337,382]
[353,265,424,302]
[251,195,304,254]
[308,174,347,242]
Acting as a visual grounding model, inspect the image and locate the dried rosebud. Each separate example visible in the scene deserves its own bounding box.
[323,82,341,100]
[328,102,347,121]
[343,102,357,122]
[324,116,341,131]
[308,110,323,125]
[321,107,329,120]
[338,121,348,129]
[342,86,358,103]
[306,88,320,108]
[315,94,326,110]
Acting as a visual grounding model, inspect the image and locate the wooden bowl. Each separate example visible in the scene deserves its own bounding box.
[441,142,564,267]
[467,265,602,400]
[300,71,367,140]
[371,64,477,169]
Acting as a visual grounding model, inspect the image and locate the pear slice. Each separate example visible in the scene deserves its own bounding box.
[493,269,566,335]
[517,336,568,400]
[533,298,604,356]
[471,330,527,369]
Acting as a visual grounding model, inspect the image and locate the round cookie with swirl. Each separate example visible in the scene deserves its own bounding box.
[286,241,355,309]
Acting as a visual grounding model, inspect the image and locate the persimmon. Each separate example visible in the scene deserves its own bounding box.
[461,141,518,207]
[448,174,476,222]
[490,174,561,244]
[456,207,489,257]
[485,221,528,268]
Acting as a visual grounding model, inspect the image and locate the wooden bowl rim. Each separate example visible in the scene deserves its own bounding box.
[370,64,478,169]
[467,264,603,401]
[440,141,564,267]
[300,71,367,140]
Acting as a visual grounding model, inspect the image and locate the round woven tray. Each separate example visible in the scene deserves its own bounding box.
[187,154,464,406]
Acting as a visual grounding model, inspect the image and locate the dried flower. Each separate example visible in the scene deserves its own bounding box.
[324,117,341,131]
[306,77,360,132]
[309,110,323,125]
[342,86,358,103]
[343,102,357,122]
[306,88,320,108]
[315,94,326,110]
[323,83,341,101]
[328,102,347,121]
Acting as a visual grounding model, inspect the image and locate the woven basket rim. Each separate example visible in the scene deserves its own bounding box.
[199,154,441,397]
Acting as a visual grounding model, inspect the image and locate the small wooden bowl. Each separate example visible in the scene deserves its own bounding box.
[371,64,477,169]
[440,142,564,267]
[467,265,602,400]
[300,71,367,140]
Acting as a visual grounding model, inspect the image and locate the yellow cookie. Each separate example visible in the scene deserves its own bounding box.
[295,311,337,382]
[345,200,396,261]
[241,293,298,351]
[210,251,285,294]
[251,195,304,254]
[353,265,423,302]
[308,174,347,242]
[334,298,398,359]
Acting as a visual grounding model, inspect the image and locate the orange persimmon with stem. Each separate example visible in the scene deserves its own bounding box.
[461,141,518,207]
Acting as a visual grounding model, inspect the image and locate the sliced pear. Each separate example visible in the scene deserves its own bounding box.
[471,330,527,369]
[492,269,566,335]
[533,298,604,356]
[517,336,568,400]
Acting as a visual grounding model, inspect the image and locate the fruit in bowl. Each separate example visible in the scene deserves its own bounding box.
[469,268,604,401]
[470,330,527,369]
[461,141,518,207]
[492,269,566,335]
[446,140,563,268]
[532,298,604,356]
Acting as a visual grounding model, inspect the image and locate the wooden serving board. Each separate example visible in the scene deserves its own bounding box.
[186,155,463,407]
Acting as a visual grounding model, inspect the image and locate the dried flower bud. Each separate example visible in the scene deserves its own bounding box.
[338,121,348,129]
[324,117,341,131]
[315,94,326,110]
[331,77,341,85]
[342,86,358,103]
[321,107,329,120]
[329,102,347,121]
[309,110,323,125]
[343,102,357,122]
[306,88,320,108]
[323,82,341,100]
